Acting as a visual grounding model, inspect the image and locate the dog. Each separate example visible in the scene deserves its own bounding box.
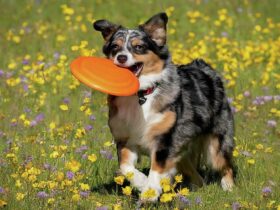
[93,12,235,201]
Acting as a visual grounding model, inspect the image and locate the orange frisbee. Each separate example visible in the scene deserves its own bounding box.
[70,56,139,96]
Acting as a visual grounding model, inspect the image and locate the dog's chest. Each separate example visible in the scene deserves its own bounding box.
[108,94,163,148]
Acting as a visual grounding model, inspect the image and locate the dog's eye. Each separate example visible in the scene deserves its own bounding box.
[111,44,120,51]
[134,45,145,51]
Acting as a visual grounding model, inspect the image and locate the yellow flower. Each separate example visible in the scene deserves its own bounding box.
[65,160,81,172]
[71,45,79,51]
[16,192,26,201]
[104,141,113,147]
[265,147,273,153]
[56,35,66,42]
[256,144,264,150]
[50,122,56,130]
[56,172,65,181]
[160,193,175,202]
[114,176,125,185]
[255,25,262,32]
[0,199,7,208]
[233,149,239,157]
[122,186,132,196]
[178,187,190,196]
[72,193,81,202]
[175,174,183,183]
[247,159,255,165]
[50,151,59,158]
[75,128,86,139]
[15,179,22,187]
[141,188,157,199]
[79,183,90,191]
[59,104,69,111]
[47,198,55,204]
[125,172,134,180]
[88,154,97,162]
[113,204,122,210]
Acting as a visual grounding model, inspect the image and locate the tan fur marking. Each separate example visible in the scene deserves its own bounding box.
[146,111,176,142]
[206,135,234,187]
[115,38,124,47]
[131,38,143,46]
[133,51,164,75]
[151,153,175,173]
[119,146,131,165]
[207,135,226,170]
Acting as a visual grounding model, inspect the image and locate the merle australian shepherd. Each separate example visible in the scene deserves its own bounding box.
[93,12,235,201]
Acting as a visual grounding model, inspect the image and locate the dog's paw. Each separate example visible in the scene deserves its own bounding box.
[221,176,234,191]
[130,171,148,192]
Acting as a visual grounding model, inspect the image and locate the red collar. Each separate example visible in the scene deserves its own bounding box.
[137,83,159,105]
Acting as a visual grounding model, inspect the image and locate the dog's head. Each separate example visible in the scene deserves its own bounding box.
[93,13,169,78]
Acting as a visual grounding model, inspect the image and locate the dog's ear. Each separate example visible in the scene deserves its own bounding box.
[139,13,168,47]
[93,20,121,41]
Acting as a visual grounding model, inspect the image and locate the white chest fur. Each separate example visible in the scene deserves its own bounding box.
[109,92,163,149]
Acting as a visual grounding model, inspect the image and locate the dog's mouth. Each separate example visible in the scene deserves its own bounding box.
[127,62,144,77]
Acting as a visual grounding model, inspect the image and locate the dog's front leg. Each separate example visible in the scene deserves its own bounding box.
[141,150,177,202]
[117,142,148,191]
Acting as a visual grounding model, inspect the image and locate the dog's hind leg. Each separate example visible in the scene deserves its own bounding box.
[203,134,234,191]
[177,156,204,189]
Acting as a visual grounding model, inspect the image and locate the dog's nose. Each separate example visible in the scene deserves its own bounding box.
[117,54,128,64]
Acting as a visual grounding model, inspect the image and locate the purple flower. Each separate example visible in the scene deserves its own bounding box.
[96,206,108,210]
[84,125,93,131]
[0,70,4,77]
[63,98,70,104]
[22,59,29,65]
[195,196,202,205]
[230,106,237,114]
[262,186,272,197]
[66,171,74,180]
[43,163,51,170]
[53,52,60,59]
[24,108,32,113]
[82,154,88,159]
[83,91,92,98]
[37,191,48,198]
[263,96,273,102]
[232,202,241,210]
[80,191,90,197]
[243,91,250,97]
[179,195,191,205]
[100,150,113,160]
[0,187,5,194]
[30,120,38,127]
[267,120,277,128]
[227,97,233,104]
[35,113,45,122]
[23,84,29,92]
[75,145,88,153]
[10,120,18,127]
[221,31,228,37]
[89,115,96,121]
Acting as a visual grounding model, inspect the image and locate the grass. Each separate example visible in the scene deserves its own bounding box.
[0,0,280,209]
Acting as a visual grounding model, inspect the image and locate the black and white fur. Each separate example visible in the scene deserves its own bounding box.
[93,13,235,201]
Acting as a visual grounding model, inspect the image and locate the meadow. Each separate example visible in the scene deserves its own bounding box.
[0,0,280,209]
